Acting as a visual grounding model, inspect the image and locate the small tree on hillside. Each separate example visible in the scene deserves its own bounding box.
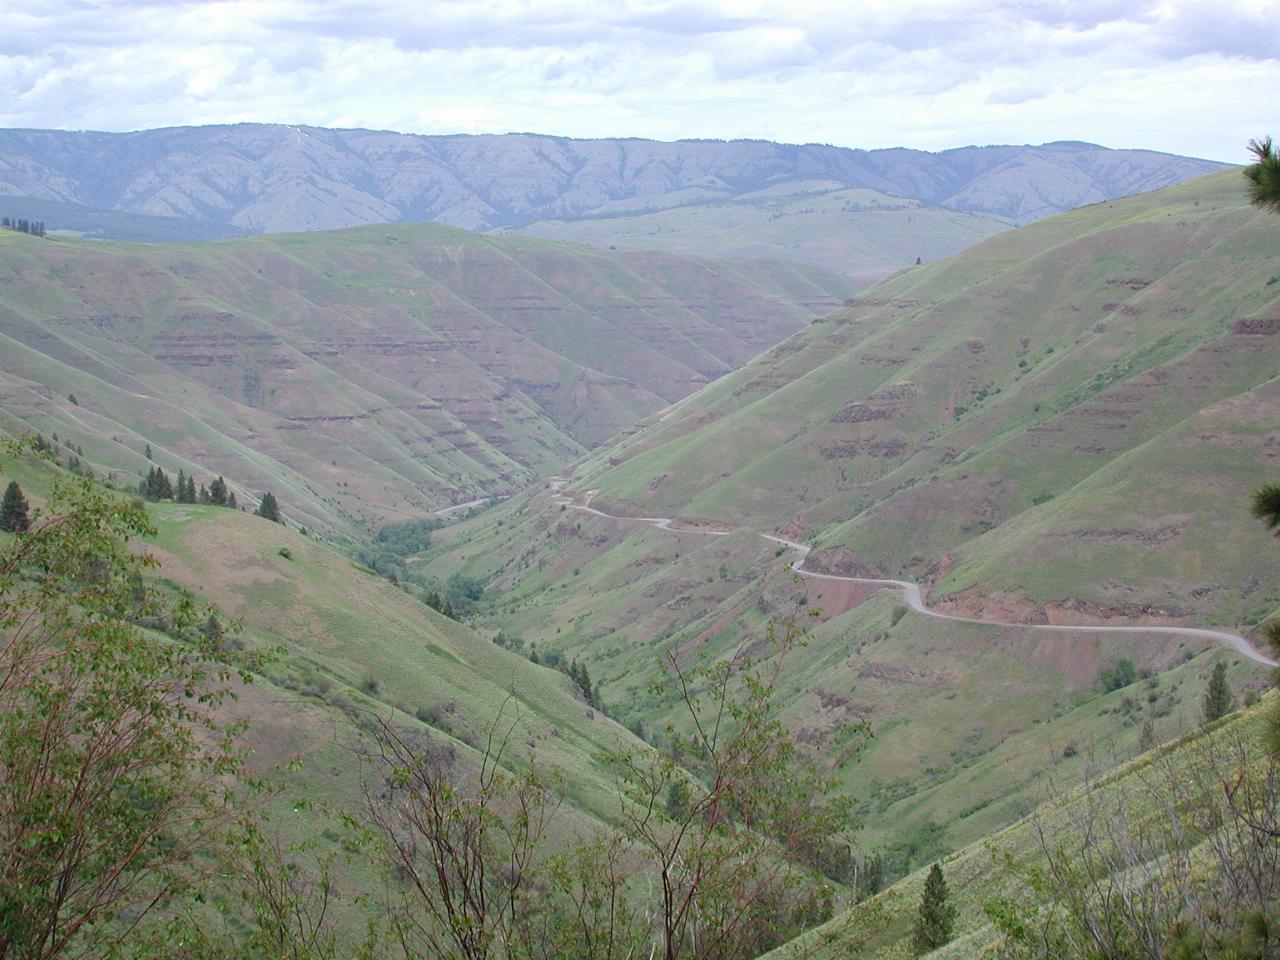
[254,491,282,524]
[209,476,228,507]
[1,480,30,533]
[1202,661,1236,725]
[146,466,174,501]
[1254,485,1280,535]
[912,862,956,954]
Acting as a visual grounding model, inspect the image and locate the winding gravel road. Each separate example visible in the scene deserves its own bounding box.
[549,480,1277,667]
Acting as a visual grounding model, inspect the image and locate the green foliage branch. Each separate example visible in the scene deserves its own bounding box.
[0,447,257,958]
[1244,137,1280,213]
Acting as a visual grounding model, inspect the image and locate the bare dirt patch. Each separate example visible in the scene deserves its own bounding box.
[801,577,881,622]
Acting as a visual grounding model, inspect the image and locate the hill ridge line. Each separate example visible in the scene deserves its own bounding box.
[547,479,1277,667]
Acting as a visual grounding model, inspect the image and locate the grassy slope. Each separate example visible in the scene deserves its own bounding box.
[517,182,1012,286]
[567,171,1280,628]
[0,451,651,932]
[762,699,1276,959]
[0,223,855,541]
[415,171,1278,865]
[415,480,1269,865]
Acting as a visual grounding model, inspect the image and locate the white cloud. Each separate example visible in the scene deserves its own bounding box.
[1,0,1276,160]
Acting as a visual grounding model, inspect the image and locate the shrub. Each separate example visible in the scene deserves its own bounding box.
[1100,657,1137,692]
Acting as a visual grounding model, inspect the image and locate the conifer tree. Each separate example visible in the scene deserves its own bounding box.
[144,467,174,501]
[1202,661,1236,724]
[198,484,210,505]
[1245,136,1280,213]
[145,443,153,461]
[1,480,30,533]
[208,476,228,507]
[175,473,194,504]
[253,491,281,523]
[1255,484,1280,535]
[227,491,237,510]
[912,862,956,955]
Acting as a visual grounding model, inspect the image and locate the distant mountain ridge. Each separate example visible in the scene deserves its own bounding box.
[0,125,1227,237]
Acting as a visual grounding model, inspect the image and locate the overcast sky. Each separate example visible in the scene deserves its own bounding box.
[2,1,1276,162]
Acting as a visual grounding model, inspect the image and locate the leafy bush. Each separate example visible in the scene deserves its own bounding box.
[1099,657,1137,692]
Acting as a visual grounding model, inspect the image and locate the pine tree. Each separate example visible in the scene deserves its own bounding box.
[144,444,153,461]
[1254,484,1280,535]
[1245,136,1280,213]
[198,484,209,505]
[912,862,956,955]
[174,473,193,504]
[1202,661,1236,724]
[254,491,281,523]
[144,467,174,501]
[227,491,237,510]
[1,481,30,533]
[208,477,228,507]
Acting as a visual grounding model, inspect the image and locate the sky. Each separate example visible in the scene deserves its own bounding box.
[2,1,1277,162]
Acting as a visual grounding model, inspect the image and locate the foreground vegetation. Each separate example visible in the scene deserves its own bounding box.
[0,445,868,958]
[3,425,1277,960]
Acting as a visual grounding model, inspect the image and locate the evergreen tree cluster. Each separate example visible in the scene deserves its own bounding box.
[137,465,242,512]
[29,432,90,478]
[520,642,605,712]
[564,656,603,710]
[423,591,455,619]
[254,491,282,523]
[1,216,47,237]
[142,467,175,501]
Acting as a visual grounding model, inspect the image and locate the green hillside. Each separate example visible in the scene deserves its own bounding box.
[414,170,1279,868]
[762,697,1278,959]
[569,170,1280,629]
[0,223,853,542]
[0,448,658,941]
